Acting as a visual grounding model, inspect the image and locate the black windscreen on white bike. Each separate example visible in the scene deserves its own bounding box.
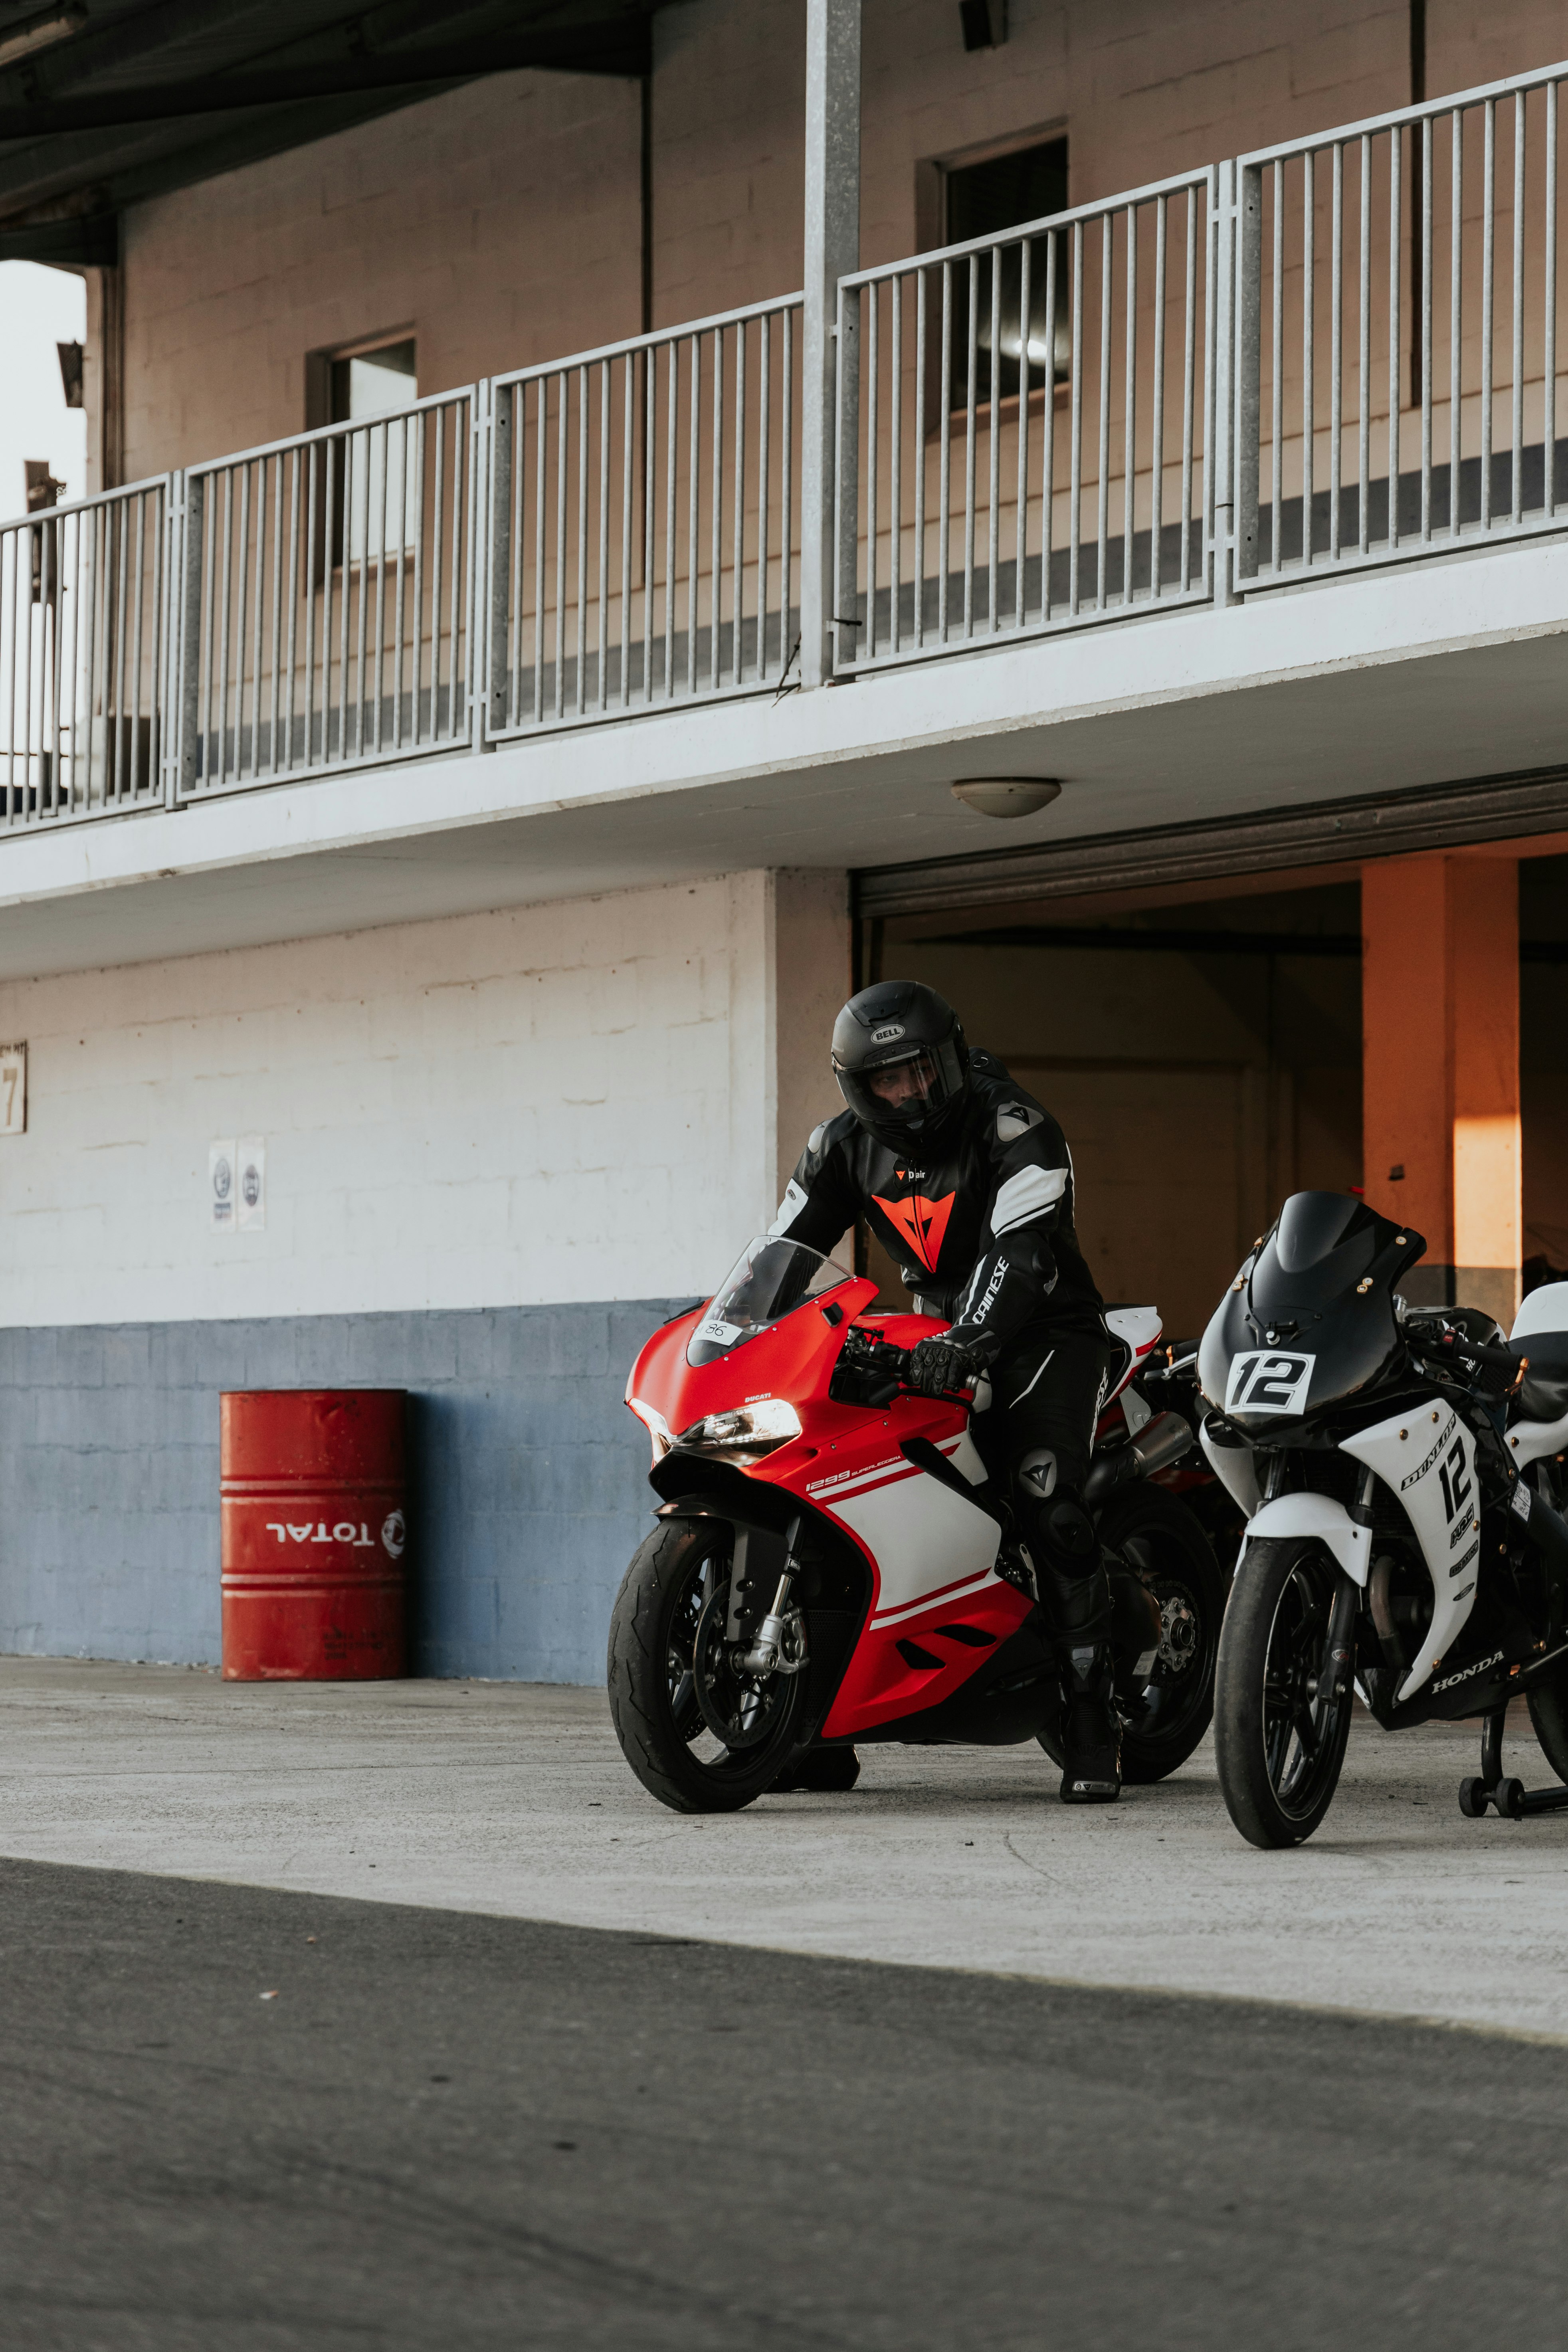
[1201,1192,1423,1429]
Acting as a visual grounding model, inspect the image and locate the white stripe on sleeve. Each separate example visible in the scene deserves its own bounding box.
[991,1162,1067,1237]
[768,1179,810,1236]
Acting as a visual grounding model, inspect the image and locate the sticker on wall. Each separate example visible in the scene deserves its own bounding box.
[237,1135,266,1231]
[0,1042,26,1136]
[209,1139,236,1230]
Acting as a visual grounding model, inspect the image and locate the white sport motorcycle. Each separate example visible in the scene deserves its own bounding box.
[1201,1192,1568,1847]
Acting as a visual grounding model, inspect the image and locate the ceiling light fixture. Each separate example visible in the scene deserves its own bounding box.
[951,776,1061,820]
[0,4,88,74]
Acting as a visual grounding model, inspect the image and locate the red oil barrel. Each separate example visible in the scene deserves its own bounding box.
[221,1390,408,1681]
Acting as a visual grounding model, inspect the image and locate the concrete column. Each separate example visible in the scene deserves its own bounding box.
[82,264,124,494]
[772,867,853,1201]
[800,0,861,691]
[723,869,851,1232]
[1362,853,1521,1327]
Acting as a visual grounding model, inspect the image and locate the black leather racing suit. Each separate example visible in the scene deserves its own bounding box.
[772,1050,1112,1587]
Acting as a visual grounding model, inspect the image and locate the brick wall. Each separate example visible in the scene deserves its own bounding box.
[0,861,847,1673]
[113,0,1455,480]
[116,2,1568,481]
[121,67,644,476]
[0,871,847,1330]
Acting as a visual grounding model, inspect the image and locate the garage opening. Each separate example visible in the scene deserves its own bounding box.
[855,847,1568,1343]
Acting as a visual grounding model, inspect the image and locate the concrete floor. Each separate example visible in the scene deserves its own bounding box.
[3,1658,1567,2039]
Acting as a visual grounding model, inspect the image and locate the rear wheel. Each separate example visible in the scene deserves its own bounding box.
[1103,1483,1224,1784]
[607,1517,808,1813]
[1036,1484,1223,1784]
[1213,1537,1354,1848]
[1527,1654,1568,1784]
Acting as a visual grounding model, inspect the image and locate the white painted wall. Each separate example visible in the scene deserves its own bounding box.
[0,868,847,1328]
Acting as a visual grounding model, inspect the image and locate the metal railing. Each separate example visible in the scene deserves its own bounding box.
[173,388,476,798]
[485,296,803,735]
[833,168,1216,673]
[0,476,169,831]
[7,55,1568,845]
[1237,61,1568,587]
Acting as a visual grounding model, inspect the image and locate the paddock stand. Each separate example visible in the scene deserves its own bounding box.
[1459,1705,1568,1819]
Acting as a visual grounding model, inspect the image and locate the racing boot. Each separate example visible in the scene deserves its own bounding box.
[1016,1457,1123,1804]
[1055,1626,1123,1804]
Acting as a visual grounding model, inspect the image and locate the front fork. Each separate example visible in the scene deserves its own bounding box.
[740,1514,808,1676]
[1317,1465,1373,1711]
[1316,1571,1359,1713]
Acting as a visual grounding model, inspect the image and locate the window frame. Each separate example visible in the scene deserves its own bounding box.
[303,328,420,578]
[915,123,1071,430]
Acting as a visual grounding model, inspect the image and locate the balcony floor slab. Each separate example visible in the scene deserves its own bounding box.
[4,532,1568,976]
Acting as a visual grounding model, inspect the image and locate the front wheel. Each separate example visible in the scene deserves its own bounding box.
[607,1516,808,1813]
[1213,1537,1354,1848]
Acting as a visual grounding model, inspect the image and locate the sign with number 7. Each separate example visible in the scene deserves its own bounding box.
[0,1043,25,1136]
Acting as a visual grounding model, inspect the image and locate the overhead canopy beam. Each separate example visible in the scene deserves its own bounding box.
[0,1,662,223]
[0,28,651,137]
[2,0,455,101]
[0,213,117,263]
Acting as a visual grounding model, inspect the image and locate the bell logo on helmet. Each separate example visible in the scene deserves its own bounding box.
[870,1023,905,1045]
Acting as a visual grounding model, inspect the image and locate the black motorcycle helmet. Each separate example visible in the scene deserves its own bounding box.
[831,981,970,1154]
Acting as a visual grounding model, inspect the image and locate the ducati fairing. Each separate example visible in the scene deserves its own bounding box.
[609,1235,1222,1814]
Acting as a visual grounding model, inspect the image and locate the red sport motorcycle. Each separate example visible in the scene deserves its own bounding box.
[608,1234,1223,1813]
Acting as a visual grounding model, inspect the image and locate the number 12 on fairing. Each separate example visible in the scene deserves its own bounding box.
[1437,1440,1471,1523]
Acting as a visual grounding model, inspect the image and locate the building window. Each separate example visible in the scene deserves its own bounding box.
[307,333,419,567]
[329,335,417,426]
[942,135,1068,410]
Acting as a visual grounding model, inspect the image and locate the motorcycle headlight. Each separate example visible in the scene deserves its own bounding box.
[673,1399,803,1456]
[627,1397,673,1457]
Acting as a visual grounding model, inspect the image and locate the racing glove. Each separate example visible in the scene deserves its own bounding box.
[907,1336,982,1397]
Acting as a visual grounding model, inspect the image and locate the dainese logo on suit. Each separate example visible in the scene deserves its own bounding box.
[873,1182,956,1273]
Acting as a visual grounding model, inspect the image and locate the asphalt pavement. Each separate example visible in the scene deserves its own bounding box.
[4,1855,1568,2352]
[7,1659,1568,2348]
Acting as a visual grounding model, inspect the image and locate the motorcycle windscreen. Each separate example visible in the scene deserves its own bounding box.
[1200,1192,1420,1428]
[686,1236,855,1368]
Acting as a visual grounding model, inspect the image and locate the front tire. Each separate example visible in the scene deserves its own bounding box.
[1213,1537,1354,1848]
[607,1517,808,1814]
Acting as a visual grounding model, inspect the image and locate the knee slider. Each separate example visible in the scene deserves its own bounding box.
[1016,1448,1058,1500]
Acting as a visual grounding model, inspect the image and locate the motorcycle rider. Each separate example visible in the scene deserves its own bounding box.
[772,979,1121,1802]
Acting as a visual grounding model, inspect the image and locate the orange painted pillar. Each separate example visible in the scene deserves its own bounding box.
[1362,854,1521,1328]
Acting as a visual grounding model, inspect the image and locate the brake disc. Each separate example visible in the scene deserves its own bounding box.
[1157,1588,1199,1673]
[689,1583,790,1750]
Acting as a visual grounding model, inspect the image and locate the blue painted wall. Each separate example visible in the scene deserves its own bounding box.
[0,1301,686,1680]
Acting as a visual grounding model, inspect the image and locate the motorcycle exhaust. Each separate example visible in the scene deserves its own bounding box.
[1085,1410,1194,1504]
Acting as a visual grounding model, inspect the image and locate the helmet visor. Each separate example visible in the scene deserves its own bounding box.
[836,1045,957,1136]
